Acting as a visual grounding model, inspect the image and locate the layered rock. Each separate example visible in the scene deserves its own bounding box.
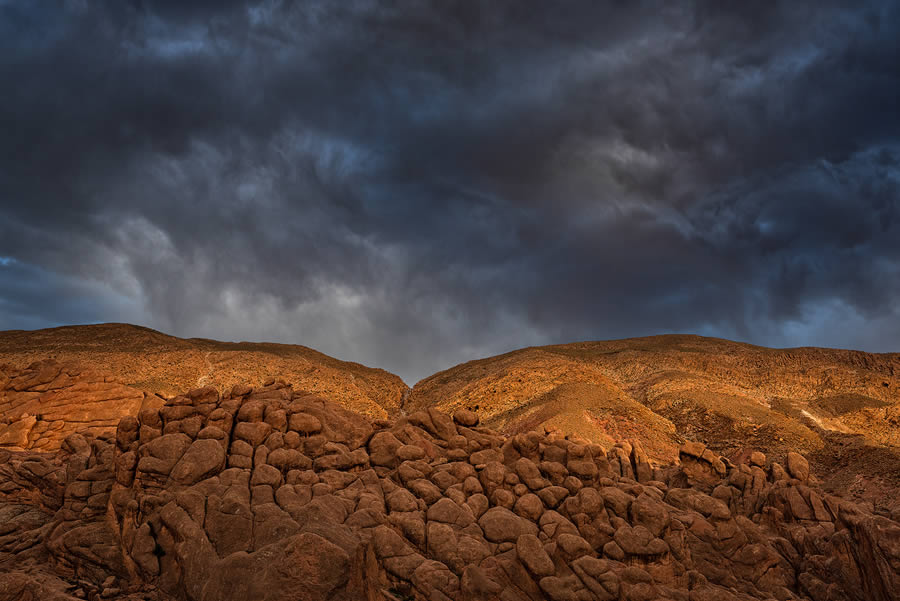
[0,382,898,601]
[0,360,157,451]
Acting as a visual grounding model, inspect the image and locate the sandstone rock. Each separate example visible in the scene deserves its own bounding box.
[514,457,550,491]
[630,493,670,537]
[466,493,489,520]
[452,409,479,427]
[427,498,474,527]
[0,414,37,448]
[460,565,502,598]
[169,439,225,485]
[555,532,592,560]
[786,452,810,482]
[412,559,460,600]
[665,487,731,520]
[513,493,544,521]
[266,448,311,471]
[680,441,707,459]
[630,439,653,483]
[479,507,538,542]
[1,377,898,601]
[770,461,788,481]
[0,360,146,452]
[516,534,554,576]
[138,432,191,475]
[369,431,403,468]
[288,412,322,435]
[613,524,668,556]
[600,486,634,517]
[537,485,569,508]
[538,575,582,601]
[234,421,272,446]
[749,451,767,467]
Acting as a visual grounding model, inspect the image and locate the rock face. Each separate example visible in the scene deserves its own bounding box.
[1,382,899,600]
[0,360,154,451]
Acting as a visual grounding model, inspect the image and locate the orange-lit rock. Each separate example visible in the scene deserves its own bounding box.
[1,384,898,600]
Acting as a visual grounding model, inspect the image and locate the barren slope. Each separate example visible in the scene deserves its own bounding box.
[408,335,900,510]
[0,323,409,422]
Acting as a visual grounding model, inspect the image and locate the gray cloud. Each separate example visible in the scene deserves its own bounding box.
[1,0,899,383]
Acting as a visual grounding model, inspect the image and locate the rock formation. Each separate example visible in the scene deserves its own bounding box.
[0,360,158,451]
[1,381,898,601]
[406,336,900,513]
[5,327,899,515]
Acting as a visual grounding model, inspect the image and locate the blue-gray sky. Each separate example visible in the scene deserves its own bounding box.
[2,1,899,383]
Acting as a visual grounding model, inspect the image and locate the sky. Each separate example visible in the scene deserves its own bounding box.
[1,1,899,384]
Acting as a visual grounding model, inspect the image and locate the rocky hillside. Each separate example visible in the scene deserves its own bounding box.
[0,323,409,421]
[407,336,900,512]
[0,360,158,451]
[0,381,898,600]
[3,327,900,513]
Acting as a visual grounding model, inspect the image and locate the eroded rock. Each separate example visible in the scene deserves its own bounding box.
[0,382,898,601]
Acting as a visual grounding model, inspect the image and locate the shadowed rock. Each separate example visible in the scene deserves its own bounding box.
[0,381,898,600]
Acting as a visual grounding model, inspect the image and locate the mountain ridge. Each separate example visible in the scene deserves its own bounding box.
[0,322,409,419]
[2,324,900,600]
[406,334,900,514]
[2,324,899,512]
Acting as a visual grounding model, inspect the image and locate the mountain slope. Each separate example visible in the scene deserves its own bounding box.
[3,326,899,511]
[408,335,900,510]
[0,323,409,422]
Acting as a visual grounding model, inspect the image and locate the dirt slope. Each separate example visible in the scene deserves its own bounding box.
[408,335,900,511]
[0,323,409,420]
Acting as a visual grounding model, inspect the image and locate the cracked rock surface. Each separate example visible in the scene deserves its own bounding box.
[0,381,898,601]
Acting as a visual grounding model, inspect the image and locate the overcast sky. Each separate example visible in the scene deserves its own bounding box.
[2,1,899,383]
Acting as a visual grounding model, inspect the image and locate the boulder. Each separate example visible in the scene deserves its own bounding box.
[479,507,538,542]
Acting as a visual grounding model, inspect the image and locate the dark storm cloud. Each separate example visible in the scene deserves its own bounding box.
[1,0,899,382]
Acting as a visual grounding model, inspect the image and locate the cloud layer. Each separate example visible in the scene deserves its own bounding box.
[2,1,899,383]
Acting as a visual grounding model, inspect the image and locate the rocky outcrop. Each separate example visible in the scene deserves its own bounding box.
[406,336,900,514]
[0,361,157,452]
[0,381,898,600]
